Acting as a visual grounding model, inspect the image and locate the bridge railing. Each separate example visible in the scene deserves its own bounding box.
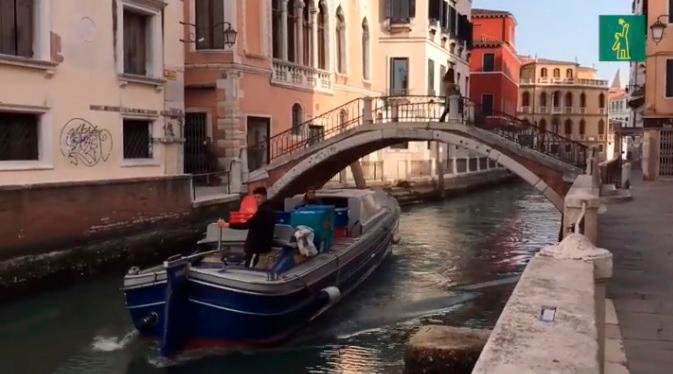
[248,95,587,171]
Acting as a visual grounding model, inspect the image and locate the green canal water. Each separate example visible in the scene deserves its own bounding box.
[0,182,560,374]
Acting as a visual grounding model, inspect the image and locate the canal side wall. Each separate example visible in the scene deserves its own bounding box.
[0,176,239,300]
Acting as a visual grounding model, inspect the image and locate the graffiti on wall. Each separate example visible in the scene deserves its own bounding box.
[60,118,113,167]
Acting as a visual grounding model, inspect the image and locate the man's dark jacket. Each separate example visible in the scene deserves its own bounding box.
[230,202,276,254]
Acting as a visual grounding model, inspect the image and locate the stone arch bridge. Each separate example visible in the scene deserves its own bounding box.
[245,96,589,210]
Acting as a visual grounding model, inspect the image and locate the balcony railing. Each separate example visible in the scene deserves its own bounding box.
[520,78,608,87]
[539,106,548,114]
[271,59,332,93]
[579,107,586,114]
[599,108,606,115]
[564,107,573,114]
[520,106,531,113]
[552,106,563,114]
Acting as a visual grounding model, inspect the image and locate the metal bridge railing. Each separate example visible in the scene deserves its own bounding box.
[247,95,588,171]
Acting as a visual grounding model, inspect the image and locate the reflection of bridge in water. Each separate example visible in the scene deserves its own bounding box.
[246,95,590,210]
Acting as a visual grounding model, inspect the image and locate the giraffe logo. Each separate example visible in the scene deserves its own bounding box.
[611,18,631,61]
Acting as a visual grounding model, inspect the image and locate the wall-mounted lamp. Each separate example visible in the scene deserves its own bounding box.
[180,21,238,48]
[650,15,669,44]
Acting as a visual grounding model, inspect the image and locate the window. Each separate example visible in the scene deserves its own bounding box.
[427,58,435,95]
[292,103,303,135]
[123,9,149,75]
[553,68,560,78]
[539,118,547,132]
[388,0,415,24]
[566,68,573,79]
[0,112,38,160]
[195,0,224,50]
[598,144,604,152]
[598,119,605,135]
[287,0,296,63]
[553,91,561,107]
[303,3,310,65]
[540,68,548,78]
[390,57,409,95]
[317,1,326,69]
[362,18,370,80]
[123,119,152,159]
[429,0,441,23]
[439,64,446,96]
[564,119,573,135]
[482,94,494,116]
[336,7,346,73]
[390,142,409,149]
[0,0,34,57]
[580,93,587,107]
[272,0,281,58]
[552,118,560,134]
[565,92,573,107]
[522,92,530,107]
[667,59,673,97]
[483,53,495,72]
[579,119,586,135]
[449,6,457,35]
[540,92,547,107]
[599,93,606,108]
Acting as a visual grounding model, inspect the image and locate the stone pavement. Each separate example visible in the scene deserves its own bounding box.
[599,170,673,374]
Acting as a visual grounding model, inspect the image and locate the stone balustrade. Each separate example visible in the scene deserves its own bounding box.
[271,59,332,93]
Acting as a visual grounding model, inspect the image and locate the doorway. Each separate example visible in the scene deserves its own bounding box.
[247,117,270,172]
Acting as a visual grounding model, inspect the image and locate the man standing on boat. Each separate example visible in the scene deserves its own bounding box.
[217,187,276,268]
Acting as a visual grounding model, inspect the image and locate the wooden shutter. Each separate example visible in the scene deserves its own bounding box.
[195,0,210,49]
[0,0,16,55]
[124,11,147,75]
[667,60,673,97]
[15,0,32,57]
[409,0,415,18]
[212,0,224,49]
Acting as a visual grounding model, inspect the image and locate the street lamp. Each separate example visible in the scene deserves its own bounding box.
[180,21,238,48]
[650,15,669,44]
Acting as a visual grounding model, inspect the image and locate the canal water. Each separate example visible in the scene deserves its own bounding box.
[0,182,560,374]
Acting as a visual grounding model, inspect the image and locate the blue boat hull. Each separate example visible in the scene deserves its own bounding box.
[123,228,393,352]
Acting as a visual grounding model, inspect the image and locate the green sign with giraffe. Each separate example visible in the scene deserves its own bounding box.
[599,15,646,62]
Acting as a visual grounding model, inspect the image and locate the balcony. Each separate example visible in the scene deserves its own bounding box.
[579,107,587,114]
[520,78,608,88]
[539,106,548,114]
[552,106,563,114]
[271,59,332,93]
[520,106,531,114]
[564,107,573,114]
[599,108,606,115]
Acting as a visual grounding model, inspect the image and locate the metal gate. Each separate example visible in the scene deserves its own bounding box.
[184,113,210,183]
[660,128,673,177]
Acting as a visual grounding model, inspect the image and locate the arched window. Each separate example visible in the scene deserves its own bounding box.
[303,2,310,65]
[272,0,282,58]
[579,119,586,135]
[522,92,531,107]
[599,93,606,108]
[540,92,548,107]
[539,118,547,132]
[317,1,327,69]
[336,7,346,73]
[292,103,303,134]
[553,91,561,107]
[362,18,370,80]
[580,92,587,108]
[552,118,560,134]
[564,119,573,135]
[566,68,573,79]
[553,68,561,78]
[449,42,456,55]
[565,92,573,108]
[287,0,296,62]
[598,119,605,135]
[540,68,548,78]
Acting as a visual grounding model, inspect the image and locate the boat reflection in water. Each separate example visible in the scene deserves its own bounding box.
[122,189,400,357]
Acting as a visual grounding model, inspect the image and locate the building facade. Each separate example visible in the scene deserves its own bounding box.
[184,0,478,189]
[518,58,609,159]
[608,72,635,160]
[633,0,673,179]
[469,8,520,117]
[0,0,188,256]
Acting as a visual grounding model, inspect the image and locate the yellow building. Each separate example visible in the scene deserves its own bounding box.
[517,58,609,159]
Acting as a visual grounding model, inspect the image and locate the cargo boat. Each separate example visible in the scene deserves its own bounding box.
[122,189,400,357]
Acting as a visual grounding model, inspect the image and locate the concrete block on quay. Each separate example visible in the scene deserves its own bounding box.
[404,325,490,374]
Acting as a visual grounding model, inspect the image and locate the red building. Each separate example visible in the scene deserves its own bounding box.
[469,9,520,117]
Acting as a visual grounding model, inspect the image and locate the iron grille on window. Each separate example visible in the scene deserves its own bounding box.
[0,112,38,160]
[123,119,152,159]
[0,0,34,57]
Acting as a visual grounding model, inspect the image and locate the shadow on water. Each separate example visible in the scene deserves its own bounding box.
[0,181,560,374]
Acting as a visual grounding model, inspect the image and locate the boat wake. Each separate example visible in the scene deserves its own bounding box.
[91,330,138,352]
